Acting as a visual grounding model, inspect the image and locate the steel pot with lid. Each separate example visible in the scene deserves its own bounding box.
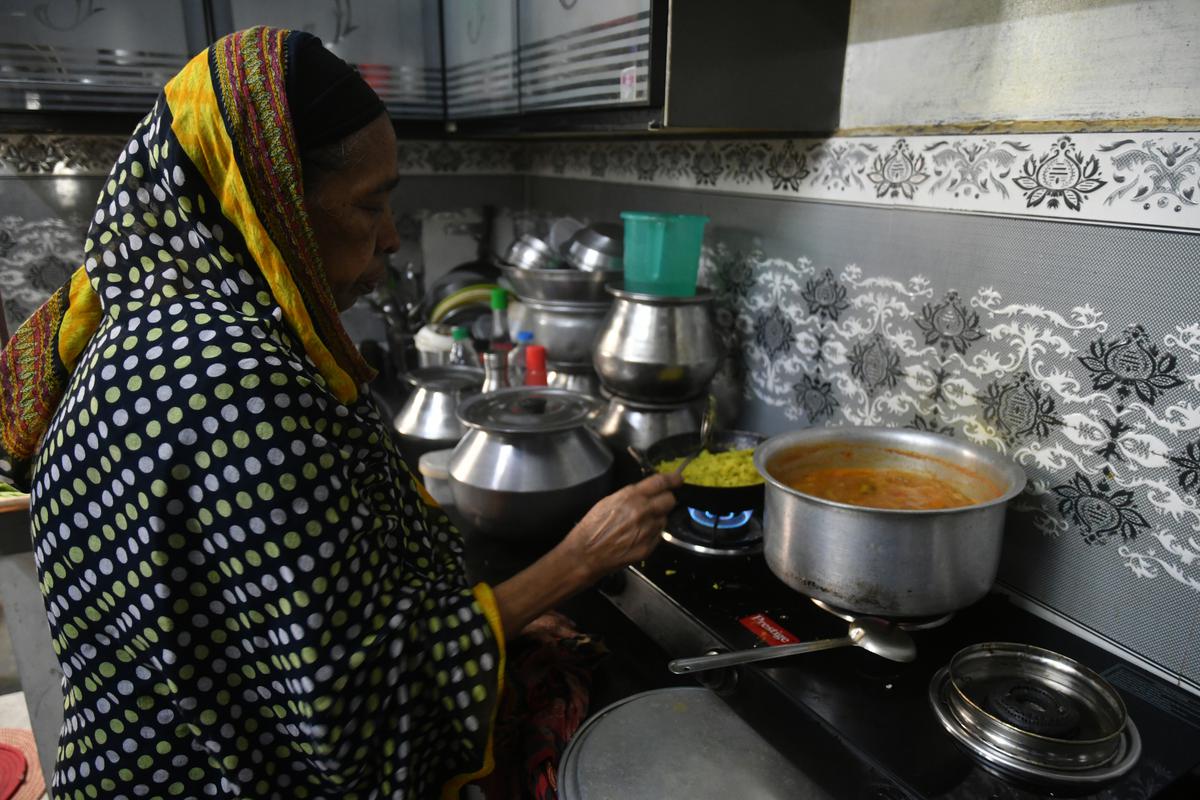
[755,427,1027,618]
[449,387,613,540]
[392,366,483,464]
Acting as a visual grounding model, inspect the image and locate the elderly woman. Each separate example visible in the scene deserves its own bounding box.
[0,27,678,799]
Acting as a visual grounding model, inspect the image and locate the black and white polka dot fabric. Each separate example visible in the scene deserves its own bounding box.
[30,97,503,799]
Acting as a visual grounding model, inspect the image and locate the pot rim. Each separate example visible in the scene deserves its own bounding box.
[606,284,715,305]
[519,296,613,312]
[401,365,484,388]
[753,426,1027,516]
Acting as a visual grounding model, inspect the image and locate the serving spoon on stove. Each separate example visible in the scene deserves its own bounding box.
[667,617,917,674]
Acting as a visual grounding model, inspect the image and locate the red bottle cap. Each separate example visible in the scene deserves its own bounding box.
[524,345,548,386]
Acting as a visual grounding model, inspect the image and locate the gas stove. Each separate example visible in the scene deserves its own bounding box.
[594,538,1200,799]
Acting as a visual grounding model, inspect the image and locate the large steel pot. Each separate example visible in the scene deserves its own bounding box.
[392,366,483,464]
[755,427,1027,618]
[508,297,610,365]
[449,388,613,540]
[593,287,722,402]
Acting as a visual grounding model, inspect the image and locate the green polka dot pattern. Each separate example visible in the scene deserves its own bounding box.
[29,99,501,798]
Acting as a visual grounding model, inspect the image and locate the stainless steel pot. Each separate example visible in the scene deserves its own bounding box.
[449,388,613,540]
[593,286,722,402]
[548,362,601,398]
[755,427,1027,618]
[392,366,483,463]
[501,264,613,303]
[593,395,703,452]
[508,297,611,365]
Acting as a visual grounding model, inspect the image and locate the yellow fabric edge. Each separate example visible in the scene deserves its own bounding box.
[414,479,440,509]
[162,51,359,405]
[57,265,102,370]
[441,583,507,799]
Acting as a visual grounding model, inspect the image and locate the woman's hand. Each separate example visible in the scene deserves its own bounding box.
[561,472,682,583]
[490,472,682,637]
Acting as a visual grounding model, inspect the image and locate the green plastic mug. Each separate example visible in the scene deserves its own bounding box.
[620,211,709,296]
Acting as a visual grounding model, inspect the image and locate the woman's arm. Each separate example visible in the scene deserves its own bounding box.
[490,472,681,638]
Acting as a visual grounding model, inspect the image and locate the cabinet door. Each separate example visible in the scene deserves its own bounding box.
[518,0,652,113]
[228,0,443,119]
[443,0,519,119]
[0,0,196,113]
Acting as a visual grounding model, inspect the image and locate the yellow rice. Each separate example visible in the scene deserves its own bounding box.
[655,448,763,488]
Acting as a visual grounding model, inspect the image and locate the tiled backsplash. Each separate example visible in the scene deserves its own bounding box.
[4,131,1199,693]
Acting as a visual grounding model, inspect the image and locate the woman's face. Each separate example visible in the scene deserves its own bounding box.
[305,113,401,311]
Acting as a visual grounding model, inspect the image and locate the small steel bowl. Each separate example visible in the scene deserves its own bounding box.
[563,223,624,273]
[505,234,561,271]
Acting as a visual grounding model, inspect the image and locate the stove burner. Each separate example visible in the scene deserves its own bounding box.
[986,680,1080,738]
[686,507,754,531]
[661,507,763,556]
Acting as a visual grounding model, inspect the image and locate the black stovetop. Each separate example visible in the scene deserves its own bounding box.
[459,516,1200,799]
[602,542,1200,799]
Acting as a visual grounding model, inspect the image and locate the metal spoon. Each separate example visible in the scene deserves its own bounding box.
[673,395,718,477]
[667,617,917,674]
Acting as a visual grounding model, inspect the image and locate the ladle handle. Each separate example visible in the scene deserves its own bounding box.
[668,635,854,674]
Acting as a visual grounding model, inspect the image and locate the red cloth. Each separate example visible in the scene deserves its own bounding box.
[478,613,607,800]
[0,743,23,800]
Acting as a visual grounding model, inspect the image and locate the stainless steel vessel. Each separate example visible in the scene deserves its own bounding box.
[562,223,623,272]
[548,362,601,398]
[501,264,613,303]
[392,366,483,462]
[504,234,561,270]
[593,287,722,402]
[593,395,703,452]
[449,388,613,540]
[754,427,1027,617]
[508,297,611,365]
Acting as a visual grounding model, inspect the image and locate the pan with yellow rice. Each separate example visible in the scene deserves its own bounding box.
[643,430,767,514]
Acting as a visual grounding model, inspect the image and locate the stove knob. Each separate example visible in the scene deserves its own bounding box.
[692,650,739,694]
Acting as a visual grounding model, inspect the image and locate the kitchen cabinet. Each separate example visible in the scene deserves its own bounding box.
[220,0,444,120]
[455,0,850,134]
[443,0,520,118]
[0,0,202,114]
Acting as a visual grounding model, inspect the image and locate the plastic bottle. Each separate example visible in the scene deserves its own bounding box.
[447,326,478,367]
[507,330,535,386]
[524,344,548,386]
[489,287,512,352]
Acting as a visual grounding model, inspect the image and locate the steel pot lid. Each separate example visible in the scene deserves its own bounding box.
[457,387,599,434]
[558,687,826,800]
[932,643,1135,780]
[403,365,483,391]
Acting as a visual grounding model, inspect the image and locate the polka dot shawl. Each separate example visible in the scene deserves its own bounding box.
[20,29,505,800]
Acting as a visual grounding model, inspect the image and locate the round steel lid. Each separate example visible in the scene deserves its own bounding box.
[558,687,823,800]
[404,365,483,392]
[930,642,1136,782]
[456,387,597,434]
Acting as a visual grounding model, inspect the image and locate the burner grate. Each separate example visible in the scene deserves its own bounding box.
[986,680,1080,738]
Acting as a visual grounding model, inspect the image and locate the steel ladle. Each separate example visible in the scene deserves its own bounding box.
[667,617,917,674]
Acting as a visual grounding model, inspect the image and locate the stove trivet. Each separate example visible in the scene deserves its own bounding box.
[810,597,954,631]
[929,666,1141,788]
[661,506,763,556]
